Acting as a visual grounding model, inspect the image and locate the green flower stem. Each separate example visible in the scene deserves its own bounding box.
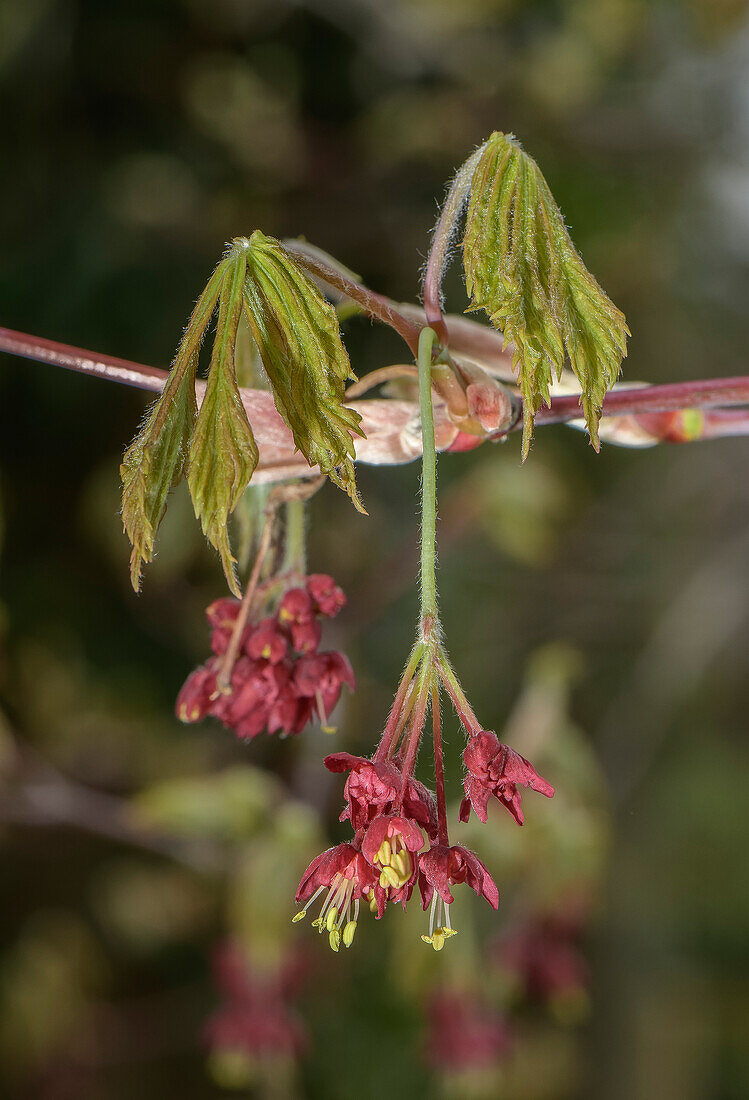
[281,498,306,577]
[418,326,440,637]
[215,507,275,693]
[436,648,483,736]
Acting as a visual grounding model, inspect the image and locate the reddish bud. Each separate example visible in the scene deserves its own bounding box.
[306,574,346,618]
[176,660,218,723]
[246,618,288,664]
[277,588,315,627]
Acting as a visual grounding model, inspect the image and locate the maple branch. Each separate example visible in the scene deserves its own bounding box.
[0,325,165,392]
[533,378,749,426]
[3,326,749,481]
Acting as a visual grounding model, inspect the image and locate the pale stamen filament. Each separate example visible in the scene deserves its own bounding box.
[292,883,326,923]
[316,688,337,734]
[421,891,458,950]
[292,871,362,952]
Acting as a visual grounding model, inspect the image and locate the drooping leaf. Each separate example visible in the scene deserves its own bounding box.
[463,132,629,456]
[187,247,258,595]
[242,230,365,510]
[121,232,366,593]
[120,255,231,590]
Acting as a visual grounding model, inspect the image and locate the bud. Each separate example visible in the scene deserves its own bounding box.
[463,132,629,457]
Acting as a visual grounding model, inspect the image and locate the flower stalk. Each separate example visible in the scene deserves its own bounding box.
[434,650,483,736]
[431,682,449,849]
[294,328,553,953]
[418,326,440,633]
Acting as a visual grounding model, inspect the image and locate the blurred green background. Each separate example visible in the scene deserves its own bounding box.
[1,0,749,1097]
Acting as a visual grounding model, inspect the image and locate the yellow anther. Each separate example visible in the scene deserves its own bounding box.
[431,931,445,951]
[368,895,378,913]
[342,920,357,948]
[325,906,339,932]
[292,910,307,923]
[322,724,337,734]
[421,934,433,945]
[442,928,458,938]
[391,852,408,878]
[378,839,392,865]
[382,866,401,889]
[311,918,321,929]
[329,929,341,952]
[261,645,271,658]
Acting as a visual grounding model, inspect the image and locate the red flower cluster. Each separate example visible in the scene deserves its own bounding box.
[425,989,511,1073]
[294,752,498,950]
[204,941,306,1069]
[176,575,354,740]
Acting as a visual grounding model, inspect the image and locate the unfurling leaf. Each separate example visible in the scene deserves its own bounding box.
[187,249,258,595]
[463,132,629,457]
[242,231,365,511]
[120,255,230,590]
[121,232,364,593]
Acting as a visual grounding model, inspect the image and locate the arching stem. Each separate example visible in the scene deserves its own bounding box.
[422,146,483,346]
[436,649,483,736]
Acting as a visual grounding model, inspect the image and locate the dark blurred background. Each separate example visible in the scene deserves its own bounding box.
[1,1,749,1097]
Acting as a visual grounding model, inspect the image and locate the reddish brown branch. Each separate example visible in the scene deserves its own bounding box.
[699,409,749,439]
[281,241,423,355]
[4,327,749,475]
[533,378,749,426]
[0,326,166,392]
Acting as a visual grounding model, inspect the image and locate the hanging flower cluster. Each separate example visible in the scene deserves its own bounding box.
[177,573,354,740]
[293,643,553,951]
[293,328,555,953]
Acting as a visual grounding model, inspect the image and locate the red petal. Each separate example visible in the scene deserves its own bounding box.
[295,843,357,903]
[419,846,455,905]
[454,846,499,910]
[324,751,369,774]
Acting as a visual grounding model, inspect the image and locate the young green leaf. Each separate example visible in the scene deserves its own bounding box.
[187,247,259,595]
[463,132,629,456]
[241,231,365,510]
[120,255,231,590]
